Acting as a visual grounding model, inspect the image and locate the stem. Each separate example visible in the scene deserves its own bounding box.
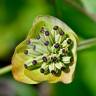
[0,38,96,75]
[64,0,96,22]
[0,65,12,75]
[77,38,96,51]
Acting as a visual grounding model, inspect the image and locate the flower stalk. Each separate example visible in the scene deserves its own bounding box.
[0,37,96,75]
[0,65,12,75]
[77,38,96,51]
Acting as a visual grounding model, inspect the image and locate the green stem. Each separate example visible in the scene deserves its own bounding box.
[0,65,12,75]
[0,38,96,75]
[77,38,96,51]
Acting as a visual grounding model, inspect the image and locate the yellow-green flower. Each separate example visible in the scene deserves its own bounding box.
[12,16,78,84]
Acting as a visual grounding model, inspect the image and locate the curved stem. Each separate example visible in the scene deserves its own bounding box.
[0,65,12,75]
[0,38,96,75]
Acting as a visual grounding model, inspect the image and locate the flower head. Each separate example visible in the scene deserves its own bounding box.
[12,16,78,84]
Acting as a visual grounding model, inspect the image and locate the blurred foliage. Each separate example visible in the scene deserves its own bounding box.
[0,73,38,96]
[0,0,51,59]
[78,45,96,96]
[55,0,96,38]
[81,0,96,14]
[0,0,96,96]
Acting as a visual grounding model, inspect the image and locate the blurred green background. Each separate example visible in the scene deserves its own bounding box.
[0,0,96,96]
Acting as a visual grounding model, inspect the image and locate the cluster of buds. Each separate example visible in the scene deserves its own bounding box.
[12,16,78,84]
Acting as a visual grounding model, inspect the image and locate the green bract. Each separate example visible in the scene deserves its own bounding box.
[12,16,78,84]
